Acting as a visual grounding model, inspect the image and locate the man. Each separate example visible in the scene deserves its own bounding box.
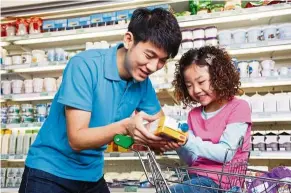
[19,7,181,193]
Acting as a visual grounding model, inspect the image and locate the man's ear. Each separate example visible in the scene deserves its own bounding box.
[123,31,134,49]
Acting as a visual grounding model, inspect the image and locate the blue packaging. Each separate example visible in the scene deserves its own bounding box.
[116,10,128,21]
[68,18,80,27]
[90,13,103,24]
[34,115,46,123]
[103,11,116,25]
[79,16,91,27]
[1,116,7,124]
[54,19,67,29]
[43,20,55,30]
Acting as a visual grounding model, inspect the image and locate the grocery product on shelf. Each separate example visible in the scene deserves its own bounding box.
[1,103,51,125]
[1,130,11,155]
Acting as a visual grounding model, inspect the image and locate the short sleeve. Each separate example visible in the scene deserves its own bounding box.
[57,56,94,112]
[227,99,252,125]
[136,78,161,115]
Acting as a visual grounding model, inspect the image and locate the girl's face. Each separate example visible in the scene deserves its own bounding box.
[183,63,216,106]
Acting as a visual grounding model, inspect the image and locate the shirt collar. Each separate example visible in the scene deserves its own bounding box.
[104,43,123,81]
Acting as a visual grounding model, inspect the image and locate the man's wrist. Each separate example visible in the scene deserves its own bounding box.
[116,118,130,135]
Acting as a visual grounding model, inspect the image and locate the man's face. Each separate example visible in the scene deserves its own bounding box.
[124,40,169,82]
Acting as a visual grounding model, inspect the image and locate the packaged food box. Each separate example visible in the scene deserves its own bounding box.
[149,116,188,143]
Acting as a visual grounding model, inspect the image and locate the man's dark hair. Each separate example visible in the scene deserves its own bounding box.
[128,8,182,58]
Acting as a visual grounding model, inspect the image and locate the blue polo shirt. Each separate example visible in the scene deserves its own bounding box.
[26,44,161,182]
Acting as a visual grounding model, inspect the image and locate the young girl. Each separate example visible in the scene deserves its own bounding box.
[169,46,252,192]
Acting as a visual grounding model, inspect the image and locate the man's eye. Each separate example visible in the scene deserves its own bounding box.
[145,54,153,59]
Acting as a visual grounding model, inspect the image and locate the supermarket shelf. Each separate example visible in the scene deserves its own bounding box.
[175,40,291,60]
[2,123,42,130]
[1,69,8,74]
[177,3,291,28]
[241,78,291,88]
[3,24,127,45]
[2,62,67,72]
[1,188,18,193]
[2,3,291,47]
[252,112,291,123]
[2,92,56,102]
[250,151,291,160]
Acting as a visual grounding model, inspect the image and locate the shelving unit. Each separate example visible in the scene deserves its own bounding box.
[1,1,291,192]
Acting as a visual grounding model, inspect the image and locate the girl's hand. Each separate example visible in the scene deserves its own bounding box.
[151,141,183,152]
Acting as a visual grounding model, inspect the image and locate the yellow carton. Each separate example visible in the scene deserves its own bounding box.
[149,116,188,143]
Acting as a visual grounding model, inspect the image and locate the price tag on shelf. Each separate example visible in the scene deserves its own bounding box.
[14,155,24,160]
[124,186,138,192]
[256,113,272,118]
[20,123,29,128]
[211,12,221,17]
[43,32,52,37]
[3,95,12,99]
[1,154,9,160]
[40,92,49,96]
[178,16,190,22]
[76,29,85,34]
[33,122,42,127]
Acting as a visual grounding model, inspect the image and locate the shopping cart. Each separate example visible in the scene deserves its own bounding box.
[113,134,291,193]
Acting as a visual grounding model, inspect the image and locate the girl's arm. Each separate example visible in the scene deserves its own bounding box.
[176,122,248,165]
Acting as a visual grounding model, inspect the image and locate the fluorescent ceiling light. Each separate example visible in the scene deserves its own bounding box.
[179,8,291,27]
[13,29,127,45]
[13,65,66,72]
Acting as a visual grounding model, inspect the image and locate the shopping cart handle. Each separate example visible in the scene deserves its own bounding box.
[114,134,134,149]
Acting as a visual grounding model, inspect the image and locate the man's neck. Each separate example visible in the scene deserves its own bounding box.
[116,47,131,80]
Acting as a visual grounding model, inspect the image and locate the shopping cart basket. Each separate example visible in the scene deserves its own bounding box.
[113,134,291,193]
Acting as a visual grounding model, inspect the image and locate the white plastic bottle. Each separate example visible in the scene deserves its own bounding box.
[16,130,25,155]
[0,130,3,154]
[8,130,17,155]
[23,130,32,155]
[1,130,11,155]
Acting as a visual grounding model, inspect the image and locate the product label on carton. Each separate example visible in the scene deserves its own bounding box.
[91,14,103,23]
[149,116,187,143]
[116,10,128,21]
[54,19,67,28]
[79,16,91,26]
[43,20,55,29]
[68,18,80,27]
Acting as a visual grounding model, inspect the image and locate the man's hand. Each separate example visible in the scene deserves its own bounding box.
[124,111,166,146]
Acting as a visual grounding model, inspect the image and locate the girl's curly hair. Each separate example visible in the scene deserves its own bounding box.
[172,46,241,107]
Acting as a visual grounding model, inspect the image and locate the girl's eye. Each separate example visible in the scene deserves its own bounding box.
[199,81,205,84]
[186,84,192,88]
